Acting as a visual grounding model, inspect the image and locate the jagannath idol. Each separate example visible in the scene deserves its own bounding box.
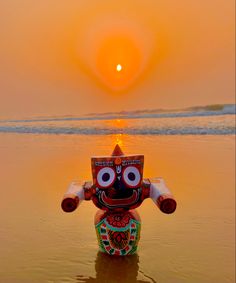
[61,144,177,256]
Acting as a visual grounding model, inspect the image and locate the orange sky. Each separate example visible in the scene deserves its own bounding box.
[0,0,235,118]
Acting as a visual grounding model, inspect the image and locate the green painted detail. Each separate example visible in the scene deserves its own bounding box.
[128,246,137,255]
[95,215,141,256]
[99,245,106,253]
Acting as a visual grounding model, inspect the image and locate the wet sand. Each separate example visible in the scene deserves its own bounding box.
[0,133,235,283]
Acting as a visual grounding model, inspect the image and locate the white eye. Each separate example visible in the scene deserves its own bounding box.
[123,166,141,188]
[97,167,115,188]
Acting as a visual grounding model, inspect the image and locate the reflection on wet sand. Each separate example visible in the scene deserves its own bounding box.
[76,252,156,283]
[0,134,234,283]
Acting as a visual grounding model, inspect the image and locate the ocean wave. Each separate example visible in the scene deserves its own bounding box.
[0,104,235,124]
[0,125,234,135]
[85,104,236,119]
[0,105,235,136]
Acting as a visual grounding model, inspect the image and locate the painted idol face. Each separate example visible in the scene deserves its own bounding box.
[91,155,144,210]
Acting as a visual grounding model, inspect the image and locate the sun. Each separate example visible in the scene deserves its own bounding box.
[96,35,142,89]
[116,64,122,72]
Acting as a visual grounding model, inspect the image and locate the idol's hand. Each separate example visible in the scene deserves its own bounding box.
[149,178,177,214]
[61,182,85,213]
[61,195,80,212]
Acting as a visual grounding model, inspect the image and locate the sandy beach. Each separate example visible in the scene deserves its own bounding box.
[0,132,234,283]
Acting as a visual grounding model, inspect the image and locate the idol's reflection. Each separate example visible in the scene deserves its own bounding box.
[76,252,155,283]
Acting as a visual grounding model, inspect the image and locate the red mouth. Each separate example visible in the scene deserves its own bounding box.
[101,190,138,207]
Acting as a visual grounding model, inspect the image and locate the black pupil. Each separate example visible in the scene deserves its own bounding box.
[128,172,136,181]
[102,172,110,182]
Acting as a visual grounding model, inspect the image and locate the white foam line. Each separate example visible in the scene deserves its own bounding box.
[0,126,235,135]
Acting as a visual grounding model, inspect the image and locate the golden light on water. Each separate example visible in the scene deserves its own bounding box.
[115,134,123,147]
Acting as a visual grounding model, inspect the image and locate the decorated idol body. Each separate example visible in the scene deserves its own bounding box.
[61,145,177,256]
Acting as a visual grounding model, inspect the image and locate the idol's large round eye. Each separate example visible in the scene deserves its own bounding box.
[97,167,116,188]
[123,166,141,188]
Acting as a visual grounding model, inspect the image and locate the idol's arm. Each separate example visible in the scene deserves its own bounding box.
[61,182,85,212]
[149,178,177,214]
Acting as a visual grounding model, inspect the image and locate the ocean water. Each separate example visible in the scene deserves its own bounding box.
[0,105,235,283]
[0,104,235,135]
